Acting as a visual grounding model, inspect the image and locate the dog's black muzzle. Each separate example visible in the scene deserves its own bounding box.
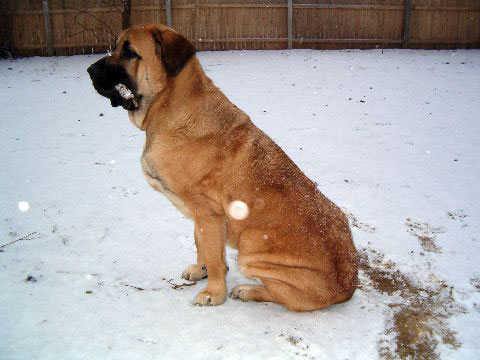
[87,57,140,111]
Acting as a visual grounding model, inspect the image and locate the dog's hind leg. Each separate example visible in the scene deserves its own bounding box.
[238,262,345,311]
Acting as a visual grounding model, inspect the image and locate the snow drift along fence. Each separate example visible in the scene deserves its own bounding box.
[1,0,479,57]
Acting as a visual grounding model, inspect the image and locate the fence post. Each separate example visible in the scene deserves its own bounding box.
[403,0,411,48]
[166,0,172,27]
[287,0,293,49]
[42,0,53,56]
[122,0,132,30]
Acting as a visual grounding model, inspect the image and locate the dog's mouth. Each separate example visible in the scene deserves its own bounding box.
[101,85,142,111]
[87,59,141,111]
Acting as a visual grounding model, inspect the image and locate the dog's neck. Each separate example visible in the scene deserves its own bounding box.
[128,57,209,131]
[128,106,149,129]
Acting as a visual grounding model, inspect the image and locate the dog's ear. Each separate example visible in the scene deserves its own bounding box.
[152,28,195,76]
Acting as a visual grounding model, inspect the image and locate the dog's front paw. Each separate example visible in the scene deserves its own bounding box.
[182,264,207,281]
[193,289,226,306]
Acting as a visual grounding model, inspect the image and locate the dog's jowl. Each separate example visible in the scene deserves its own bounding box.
[88,24,358,311]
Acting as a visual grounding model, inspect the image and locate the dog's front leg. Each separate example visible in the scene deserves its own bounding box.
[192,215,227,306]
[181,225,208,281]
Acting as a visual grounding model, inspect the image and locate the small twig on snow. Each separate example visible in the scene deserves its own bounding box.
[166,278,197,290]
[138,338,157,345]
[123,278,197,292]
[124,284,145,291]
[0,231,40,249]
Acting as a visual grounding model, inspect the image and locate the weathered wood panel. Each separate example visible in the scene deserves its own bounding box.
[1,0,478,56]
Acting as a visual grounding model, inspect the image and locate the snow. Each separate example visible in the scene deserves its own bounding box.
[115,83,135,100]
[1,49,479,359]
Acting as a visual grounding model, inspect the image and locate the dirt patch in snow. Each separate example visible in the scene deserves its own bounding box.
[342,208,376,233]
[470,277,480,292]
[405,218,445,253]
[286,335,302,346]
[447,211,469,227]
[278,333,312,358]
[359,248,466,359]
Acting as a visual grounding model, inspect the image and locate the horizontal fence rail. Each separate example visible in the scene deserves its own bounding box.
[0,0,479,57]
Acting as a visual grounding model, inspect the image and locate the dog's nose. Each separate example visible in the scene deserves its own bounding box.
[87,58,106,78]
[87,64,94,76]
[87,63,100,78]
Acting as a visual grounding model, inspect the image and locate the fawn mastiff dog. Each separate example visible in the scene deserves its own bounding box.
[87,24,357,311]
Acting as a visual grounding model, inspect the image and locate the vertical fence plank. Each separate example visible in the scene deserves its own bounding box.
[122,0,131,30]
[166,0,172,27]
[403,0,411,48]
[287,0,293,49]
[42,0,53,56]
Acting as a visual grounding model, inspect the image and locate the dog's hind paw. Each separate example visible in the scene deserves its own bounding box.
[230,284,274,303]
[230,285,252,302]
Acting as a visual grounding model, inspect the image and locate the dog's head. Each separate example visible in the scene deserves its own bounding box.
[87,24,195,111]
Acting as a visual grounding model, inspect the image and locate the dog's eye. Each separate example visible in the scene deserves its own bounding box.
[124,47,139,59]
[122,41,140,60]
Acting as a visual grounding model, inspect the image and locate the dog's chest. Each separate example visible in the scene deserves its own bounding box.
[140,154,193,218]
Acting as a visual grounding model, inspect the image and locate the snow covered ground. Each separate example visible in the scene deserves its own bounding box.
[1,49,479,360]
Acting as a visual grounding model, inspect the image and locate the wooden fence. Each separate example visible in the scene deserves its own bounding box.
[1,0,479,57]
